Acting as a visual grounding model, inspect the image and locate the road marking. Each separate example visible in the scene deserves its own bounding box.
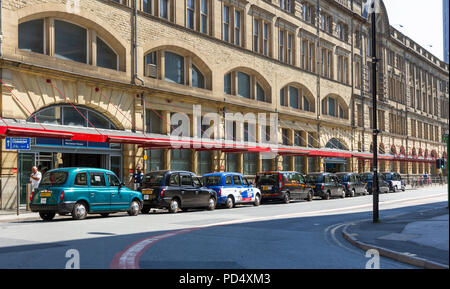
[110,192,446,269]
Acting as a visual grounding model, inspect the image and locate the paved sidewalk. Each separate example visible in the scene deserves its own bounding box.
[343,206,449,269]
[0,209,39,222]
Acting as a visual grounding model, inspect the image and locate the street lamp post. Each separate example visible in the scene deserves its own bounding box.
[371,4,380,223]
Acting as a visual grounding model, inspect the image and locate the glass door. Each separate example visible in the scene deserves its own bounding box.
[18,153,35,205]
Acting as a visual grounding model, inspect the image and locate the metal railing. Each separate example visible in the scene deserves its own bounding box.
[401,175,448,189]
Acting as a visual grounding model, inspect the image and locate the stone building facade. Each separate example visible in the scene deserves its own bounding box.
[0,0,448,209]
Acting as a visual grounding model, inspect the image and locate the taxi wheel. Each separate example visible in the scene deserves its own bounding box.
[128,200,140,216]
[168,198,180,214]
[72,202,88,220]
[350,189,356,198]
[39,212,55,221]
[306,191,313,202]
[225,196,234,209]
[254,194,261,206]
[207,196,216,211]
[283,192,290,204]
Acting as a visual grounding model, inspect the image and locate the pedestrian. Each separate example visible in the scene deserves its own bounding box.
[128,164,144,191]
[30,166,42,192]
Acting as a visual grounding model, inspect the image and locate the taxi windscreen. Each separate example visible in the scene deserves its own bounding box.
[202,175,221,186]
[40,171,68,186]
[143,173,164,186]
[256,173,279,185]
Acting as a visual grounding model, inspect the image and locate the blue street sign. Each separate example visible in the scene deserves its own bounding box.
[5,137,31,150]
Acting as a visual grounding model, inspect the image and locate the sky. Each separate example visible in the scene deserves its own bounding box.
[382,0,444,60]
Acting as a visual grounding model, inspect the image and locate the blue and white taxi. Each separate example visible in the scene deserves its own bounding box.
[202,172,261,208]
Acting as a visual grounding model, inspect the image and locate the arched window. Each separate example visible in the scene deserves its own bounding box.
[18,18,124,71]
[27,105,118,130]
[280,83,314,112]
[144,48,211,90]
[224,69,270,103]
[321,95,348,119]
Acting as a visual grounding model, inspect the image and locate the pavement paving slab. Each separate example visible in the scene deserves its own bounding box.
[343,206,449,268]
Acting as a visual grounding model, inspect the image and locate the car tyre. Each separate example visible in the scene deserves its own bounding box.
[39,212,55,221]
[351,189,356,198]
[283,192,290,204]
[225,196,234,209]
[168,198,180,214]
[128,200,140,216]
[254,194,261,206]
[306,191,313,202]
[72,202,88,220]
[207,197,216,211]
[322,191,331,200]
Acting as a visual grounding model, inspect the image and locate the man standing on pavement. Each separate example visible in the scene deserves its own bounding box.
[30,166,42,192]
[128,164,144,191]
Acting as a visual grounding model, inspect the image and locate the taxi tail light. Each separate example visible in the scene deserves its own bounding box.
[29,191,34,201]
[160,189,165,197]
[218,189,222,197]
[346,183,350,190]
[278,174,283,188]
[320,184,324,191]
[60,191,65,201]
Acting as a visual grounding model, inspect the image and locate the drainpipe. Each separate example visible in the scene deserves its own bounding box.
[133,0,145,133]
[133,0,147,172]
[316,0,321,148]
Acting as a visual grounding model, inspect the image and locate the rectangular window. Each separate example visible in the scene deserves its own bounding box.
[253,19,259,53]
[263,22,269,56]
[280,88,286,106]
[289,86,299,109]
[223,5,230,42]
[234,10,241,46]
[200,0,209,34]
[143,0,153,14]
[287,33,293,65]
[19,19,44,54]
[187,0,195,29]
[237,72,251,99]
[279,30,284,62]
[301,40,306,69]
[160,0,169,19]
[224,73,232,95]
[308,42,314,72]
[328,98,336,117]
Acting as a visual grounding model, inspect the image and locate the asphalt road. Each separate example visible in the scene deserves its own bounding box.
[0,186,447,269]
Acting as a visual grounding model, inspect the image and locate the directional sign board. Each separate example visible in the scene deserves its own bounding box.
[5,137,31,150]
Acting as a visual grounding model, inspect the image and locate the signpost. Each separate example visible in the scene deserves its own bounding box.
[5,137,31,150]
[5,137,31,216]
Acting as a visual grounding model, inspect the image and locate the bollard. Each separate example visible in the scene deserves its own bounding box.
[26,184,31,211]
